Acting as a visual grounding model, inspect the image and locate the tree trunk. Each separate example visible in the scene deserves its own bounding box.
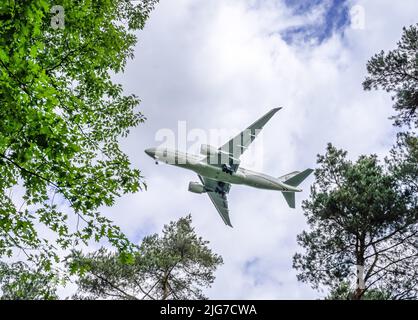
[162,270,169,300]
[352,236,366,300]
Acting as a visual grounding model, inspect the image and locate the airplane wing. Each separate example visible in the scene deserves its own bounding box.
[198,175,233,227]
[217,107,282,172]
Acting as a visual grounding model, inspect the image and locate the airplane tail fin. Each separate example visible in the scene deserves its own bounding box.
[277,171,300,181]
[281,169,314,209]
[282,192,295,208]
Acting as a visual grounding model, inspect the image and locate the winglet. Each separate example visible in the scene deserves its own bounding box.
[247,107,282,131]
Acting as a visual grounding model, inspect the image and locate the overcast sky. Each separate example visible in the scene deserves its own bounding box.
[63,0,418,299]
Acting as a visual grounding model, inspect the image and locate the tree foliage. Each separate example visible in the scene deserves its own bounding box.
[363,24,418,128]
[388,132,418,198]
[0,0,158,267]
[325,281,391,300]
[0,261,58,300]
[293,144,418,300]
[68,215,223,300]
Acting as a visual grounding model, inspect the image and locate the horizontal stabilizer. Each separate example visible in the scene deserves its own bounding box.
[278,171,300,181]
[283,168,313,187]
[282,192,295,208]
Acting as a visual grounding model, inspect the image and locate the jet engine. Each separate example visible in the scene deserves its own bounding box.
[188,182,206,194]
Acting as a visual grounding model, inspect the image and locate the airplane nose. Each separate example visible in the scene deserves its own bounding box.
[144,148,156,158]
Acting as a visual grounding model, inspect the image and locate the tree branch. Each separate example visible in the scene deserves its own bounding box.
[90,270,138,300]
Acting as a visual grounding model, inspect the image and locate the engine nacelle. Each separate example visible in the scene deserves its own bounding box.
[188,182,206,194]
[200,144,219,156]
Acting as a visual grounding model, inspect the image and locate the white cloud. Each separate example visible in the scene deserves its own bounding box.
[65,0,418,299]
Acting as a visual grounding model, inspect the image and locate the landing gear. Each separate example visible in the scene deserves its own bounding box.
[155,161,159,165]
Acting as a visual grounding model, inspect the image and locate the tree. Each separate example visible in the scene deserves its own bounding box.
[0,261,58,300]
[0,0,158,269]
[293,144,418,300]
[68,215,223,300]
[363,23,418,128]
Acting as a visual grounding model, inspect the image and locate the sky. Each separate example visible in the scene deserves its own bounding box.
[60,0,417,299]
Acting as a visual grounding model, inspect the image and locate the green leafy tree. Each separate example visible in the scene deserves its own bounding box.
[69,215,223,300]
[388,132,418,197]
[293,144,418,300]
[363,23,418,128]
[325,281,391,300]
[0,0,158,268]
[0,261,58,300]
[363,23,417,217]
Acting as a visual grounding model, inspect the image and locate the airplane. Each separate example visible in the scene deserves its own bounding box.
[144,108,313,227]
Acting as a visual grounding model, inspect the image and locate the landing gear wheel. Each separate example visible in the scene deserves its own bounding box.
[222,164,233,175]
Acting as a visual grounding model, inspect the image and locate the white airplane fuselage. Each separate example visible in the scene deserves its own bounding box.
[145,147,301,193]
